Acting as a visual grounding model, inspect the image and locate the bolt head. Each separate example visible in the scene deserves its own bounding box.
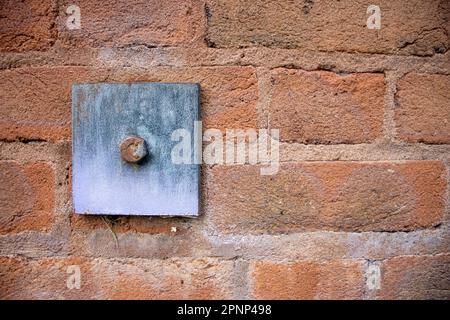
[119,136,148,164]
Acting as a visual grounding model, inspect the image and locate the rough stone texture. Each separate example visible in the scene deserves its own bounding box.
[56,0,205,48]
[395,73,450,144]
[0,256,235,299]
[0,161,55,234]
[206,161,446,234]
[70,228,209,260]
[110,67,258,129]
[206,0,450,56]
[0,67,101,141]
[0,0,57,52]
[0,256,95,299]
[71,214,195,235]
[98,258,235,299]
[251,259,365,299]
[0,66,257,141]
[378,254,450,299]
[269,69,385,143]
[0,0,449,300]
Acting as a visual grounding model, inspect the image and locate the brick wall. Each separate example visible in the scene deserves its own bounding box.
[0,0,449,300]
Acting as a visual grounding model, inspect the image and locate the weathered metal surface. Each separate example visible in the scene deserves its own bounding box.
[72,83,200,216]
[119,135,148,164]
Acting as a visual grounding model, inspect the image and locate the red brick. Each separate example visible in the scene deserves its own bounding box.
[206,0,450,56]
[57,0,205,48]
[0,161,55,234]
[98,258,234,299]
[378,254,450,299]
[0,66,257,141]
[0,0,56,52]
[0,256,98,299]
[0,67,102,141]
[251,260,365,299]
[205,161,446,234]
[108,66,258,129]
[395,73,450,144]
[0,257,234,299]
[269,69,385,144]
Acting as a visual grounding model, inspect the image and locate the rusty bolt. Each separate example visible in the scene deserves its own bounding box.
[119,136,148,164]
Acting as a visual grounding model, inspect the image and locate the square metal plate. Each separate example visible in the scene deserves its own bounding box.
[72,83,200,216]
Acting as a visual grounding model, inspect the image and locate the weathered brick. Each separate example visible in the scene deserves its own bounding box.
[0,161,55,234]
[0,0,56,52]
[269,69,385,144]
[0,67,102,141]
[0,66,257,141]
[378,254,450,299]
[0,0,448,302]
[251,259,365,299]
[111,66,258,129]
[324,161,446,232]
[98,258,234,299]
[205,161,446,234]
[57,0,205,48]
[0,256,98,299]
[70,229,209,260]
[206,0,450,56]
[395,73,450,144]
[0,257,234,299]
[71,214,192,235]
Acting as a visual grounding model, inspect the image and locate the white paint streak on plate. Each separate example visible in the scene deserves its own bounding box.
[72,83,200,216]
